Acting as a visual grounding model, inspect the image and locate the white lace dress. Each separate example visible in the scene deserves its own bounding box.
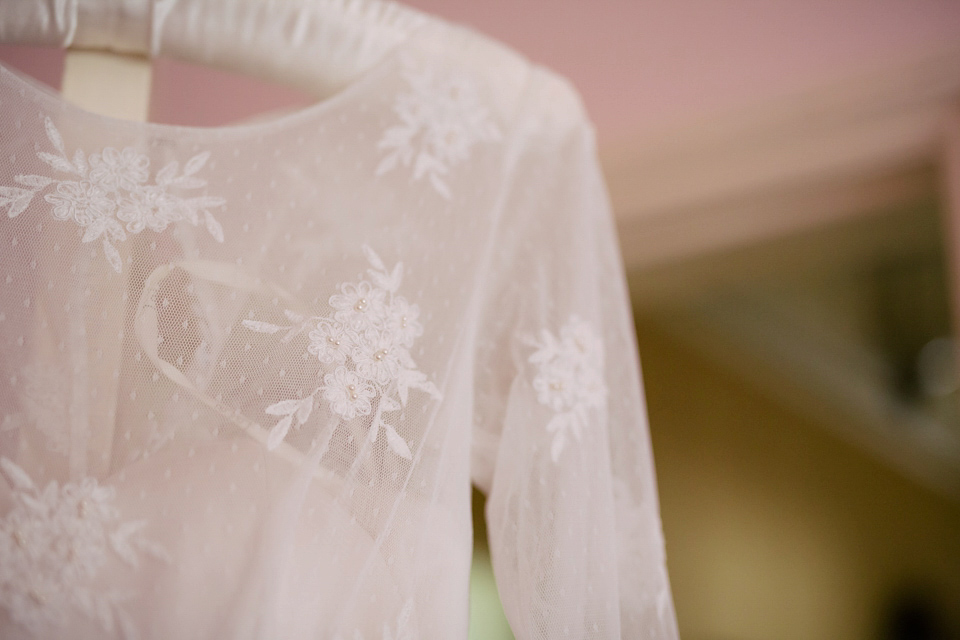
[0,11,678,640]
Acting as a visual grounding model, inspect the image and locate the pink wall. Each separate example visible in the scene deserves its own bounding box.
[2,1,959,145]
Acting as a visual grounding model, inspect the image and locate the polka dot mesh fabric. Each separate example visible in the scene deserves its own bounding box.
[0,14,678,640]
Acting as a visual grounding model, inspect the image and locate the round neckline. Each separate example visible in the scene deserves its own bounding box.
[0,25,427,141]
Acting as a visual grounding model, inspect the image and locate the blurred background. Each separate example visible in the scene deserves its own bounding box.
[3,1,959,638]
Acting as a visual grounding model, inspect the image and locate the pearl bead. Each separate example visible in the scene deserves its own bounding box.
[354,298,367,311]
[78,499,89,517]
[374,350,387,361]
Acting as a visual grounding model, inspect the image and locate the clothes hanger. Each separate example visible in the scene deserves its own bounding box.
[0,0,429,120]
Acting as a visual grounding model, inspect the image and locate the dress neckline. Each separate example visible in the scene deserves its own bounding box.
[0,22,431,142]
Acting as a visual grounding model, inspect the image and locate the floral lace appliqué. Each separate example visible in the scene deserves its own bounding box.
[0,117,226,272]
[528,316,608,462]
[376,57,501,199]
[0,458,168,638]
[244,246,441,458]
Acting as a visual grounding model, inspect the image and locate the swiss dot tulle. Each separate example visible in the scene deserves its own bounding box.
[0,17,677,640]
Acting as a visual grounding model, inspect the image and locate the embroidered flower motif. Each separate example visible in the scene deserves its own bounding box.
[244,245,441,459]
[0,117,226,272]
[329,281,388,332]
[45,180,115,225]
[528,316,608,462]
[117,185,179,233]
[0,458,168,639]
[376,56,501,199]
[307,320,357,365]
[322,367,376,420]
[87,147,149,192]
[352,329,409,386]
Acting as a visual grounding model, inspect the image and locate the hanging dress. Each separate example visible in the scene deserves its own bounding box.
[0,4,678,638]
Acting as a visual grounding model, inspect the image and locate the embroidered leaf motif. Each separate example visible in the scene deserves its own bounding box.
[110,520,148,566]
[369,262,403,294]
[173,176,206,189]
[375,152,399,176]
[73,148,87,175]
[81,217,124,244]
[204,210,224,243]
[187,195,226,209]
[283,309,305,323]
[242,319,287,334]
[0,186,35,218]
[383,424,412,460]
[265,399,302,415]
[183,151,210,176]
[362,244,386,272]
[296,396,314,425]
[44,116,65,155]
[155,160,179,186]
[14,174,54,189]
[0,456,36,491]
[267,415,294,450]
[37,152,75,174]
[102,239,123,273]
[414,153,446,181]
[397,369,440,406]
[429,173,451,199]
[550,431,566,463]
[263,395,318,450]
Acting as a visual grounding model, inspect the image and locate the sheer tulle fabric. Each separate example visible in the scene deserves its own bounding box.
[0,14,678,640]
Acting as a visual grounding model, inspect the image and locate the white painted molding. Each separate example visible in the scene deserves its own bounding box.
[607,48,960,271]
[628,193,941,308]
[620,164,936,274]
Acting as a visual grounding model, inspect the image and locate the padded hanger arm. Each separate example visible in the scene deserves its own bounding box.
[0,0,428,95]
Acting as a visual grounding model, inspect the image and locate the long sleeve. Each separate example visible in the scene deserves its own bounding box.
[470,71,679,639]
